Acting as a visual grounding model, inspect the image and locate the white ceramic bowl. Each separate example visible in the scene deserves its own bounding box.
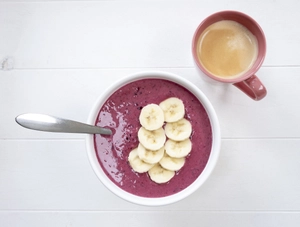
[86,71,221,206]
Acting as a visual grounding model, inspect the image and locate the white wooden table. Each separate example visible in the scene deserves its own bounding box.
[1,0,300,226]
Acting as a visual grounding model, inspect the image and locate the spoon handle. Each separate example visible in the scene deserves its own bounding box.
[15,113,112,135]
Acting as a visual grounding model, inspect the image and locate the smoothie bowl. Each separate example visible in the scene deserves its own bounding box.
[86,71,220,206]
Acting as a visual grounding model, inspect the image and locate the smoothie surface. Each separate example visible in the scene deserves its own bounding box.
[94,78,212,197]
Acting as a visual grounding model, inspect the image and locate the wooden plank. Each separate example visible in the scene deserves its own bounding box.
[1,139,299,211]
[1,211,300,227]
[1,67,299,139]
[0,0,299,69]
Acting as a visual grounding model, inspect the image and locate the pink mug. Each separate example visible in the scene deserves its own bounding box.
[192,11,267,101]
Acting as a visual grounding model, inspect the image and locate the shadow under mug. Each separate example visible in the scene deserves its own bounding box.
[192,11,267,101]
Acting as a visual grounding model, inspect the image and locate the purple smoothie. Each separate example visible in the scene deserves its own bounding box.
[94,78,212,197]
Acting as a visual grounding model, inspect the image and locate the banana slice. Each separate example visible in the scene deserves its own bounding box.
[159,153,185,171]
[137,143,165,164]
[148,164,175,184]
[138,127,166,151]
[164,118,192,141]
[165,138,192,158]
[128,148,154,173]
[139,103,164,131]
[159,97,185,122]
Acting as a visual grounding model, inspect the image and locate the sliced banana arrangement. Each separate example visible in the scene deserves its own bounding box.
[159,153,185,171]
[165,118,192,141]
[138,127,166,151]
[128,97,193,184]
[137,143,165,164]
[148,164,175,184]
[165,138,192,158]
[128,148,154,173]
[139,103,164,130]
[159,97,185,123]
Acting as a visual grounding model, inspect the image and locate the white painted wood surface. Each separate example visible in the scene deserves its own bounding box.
[1,0,300,226]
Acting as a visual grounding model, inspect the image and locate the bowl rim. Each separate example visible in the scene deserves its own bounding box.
[85,71,221,206]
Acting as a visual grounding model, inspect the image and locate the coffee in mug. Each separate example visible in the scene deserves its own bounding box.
[196,20,258,79]
[192,11,267,101]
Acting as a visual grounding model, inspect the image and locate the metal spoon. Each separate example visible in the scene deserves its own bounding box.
[15,113,112,135]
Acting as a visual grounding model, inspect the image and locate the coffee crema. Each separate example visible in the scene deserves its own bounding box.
[197,20,258,79]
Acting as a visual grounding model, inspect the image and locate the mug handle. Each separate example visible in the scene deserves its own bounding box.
[233,75,267,101]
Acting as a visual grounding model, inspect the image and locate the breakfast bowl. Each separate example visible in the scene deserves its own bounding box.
[86,71,221,206]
